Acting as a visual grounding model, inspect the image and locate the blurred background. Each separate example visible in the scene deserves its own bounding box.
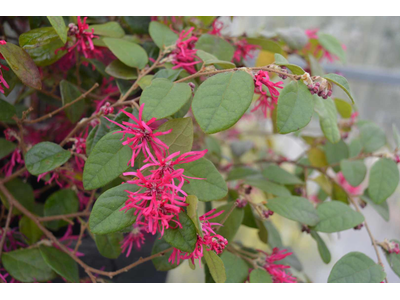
[166,16,400,283]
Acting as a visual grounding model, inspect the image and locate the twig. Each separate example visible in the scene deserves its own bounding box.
[0,204,13,259]
[25,83,99,124]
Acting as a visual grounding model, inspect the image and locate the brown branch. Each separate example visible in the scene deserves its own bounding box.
[38,211,90,222]
[24,83,99,124]
[0,204,13,260]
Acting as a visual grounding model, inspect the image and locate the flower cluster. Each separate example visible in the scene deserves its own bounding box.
[259,248,297,283]
[57,17,100,60]
[232,39,258,63]
[168,209,228,266]
[0,40,9,94]
[169,27,200,74]
[105,104,171,167]
[251,70,284,117]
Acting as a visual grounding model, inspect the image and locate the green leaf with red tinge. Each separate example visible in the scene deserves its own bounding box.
[0,42,42,90]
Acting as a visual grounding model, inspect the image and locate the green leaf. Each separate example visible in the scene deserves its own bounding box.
[323,73,354,104]
[313,96,340,143]
[361,194,389,222]
[196,50,236,69]
[89,183,138,234]
[44,189,79,230]
[227,167,260,181]
[86,119,110,156]
[262,164,303,185]
[242,205,258,228]
[349,138,363,158]
[360,123,386,153]
[310,230,331,264]
[19,216,43,244]
[39,245,79,283]
[277,81,314,134]
[0,41,42,89]
[25,142,71,175]
[137,75,154,90]
[0,137,16,159]
[156,117,193,154]
[393,124,400,149]
[181,158,228,202]
[140,79,191,120]
[83,131,133,190]
[103,38,148,69]
[266,196,320,226]
[192,71,254,134]
[0,178,35,215]
[164,212,197,252]
[196,34,235,62]
[328,252,386,283]
[203,250,226,283]
[324,139,349,172]
[318,33,346,64]
[153,68,183,81]
[384,239,400,278]
[105,60,138,80]
[60,80,85,123]
[274,54,305,75]
[340,159,367,187]
[149,21,178,49]
[246,37,283,54]
[2,248,57,282]
[122,17,151,35]
[249,268,273,283]
[368,158,399,204]
[314,201,364,233]
[47,16,67,43]
[186,195,202,233]
[213,203,244,242]
[19,27,66,67]
[220,251,249,283]
[151,236,180,271]
[245,178,291,197]
[94,232,123,259]
[334,98,352,119]
[89,22,125,38]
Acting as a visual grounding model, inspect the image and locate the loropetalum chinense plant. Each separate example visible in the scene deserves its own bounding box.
[0,16,399,284]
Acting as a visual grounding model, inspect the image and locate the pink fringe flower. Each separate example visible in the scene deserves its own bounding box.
[209,19,224,36]
[232,39,259,63]
[251,71,283,117]
[170,27,201,74]
[259,248,297,283]
[305,29,346,63]
[168,209,228,266]
[121,224,146,257]
[104,103,172,167]
[1,148,24,177]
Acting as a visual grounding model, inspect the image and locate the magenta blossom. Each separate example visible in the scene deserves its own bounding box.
[305,29,346,63]
[209,19,224,36]
[121,224,146,257]
[169,209,228,266]
[170,27,201,74]
[251,71,283,117]
[259,248,297,283]
[337,172,362,195]
[232,39,259,63]
[1,148,24,177]
[105,103,171,167]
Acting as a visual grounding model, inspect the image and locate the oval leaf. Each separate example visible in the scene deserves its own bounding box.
[196,34,235,61]
[192,71,254,134]
[60,80,85,123]
[181,158,228,202]
[266,196,320,226]
[323,73,354,104]
[340,159,367,187]
[47,16,67,43]
[163,212,197,253]
[44,189,79,231]
[368,158,399,204]
[149,21,178,49]
[360,123,386,153]
[89,183,139,235]
[310,230,331,264]
[89,22,125,38]
[156,117,193,154]
[83,131,133,190]
[140,78,192,120]
[314,201,364,233]
[105,60,138,80]
[25,142,71,175]
[277,81,314,134]
[103,38,148,69]
[94,232,123,259]
[262,164,303,185]
[313,96,340,143]
[328,252,386,283]
[249,268,273,283]
[203,250,226,283]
